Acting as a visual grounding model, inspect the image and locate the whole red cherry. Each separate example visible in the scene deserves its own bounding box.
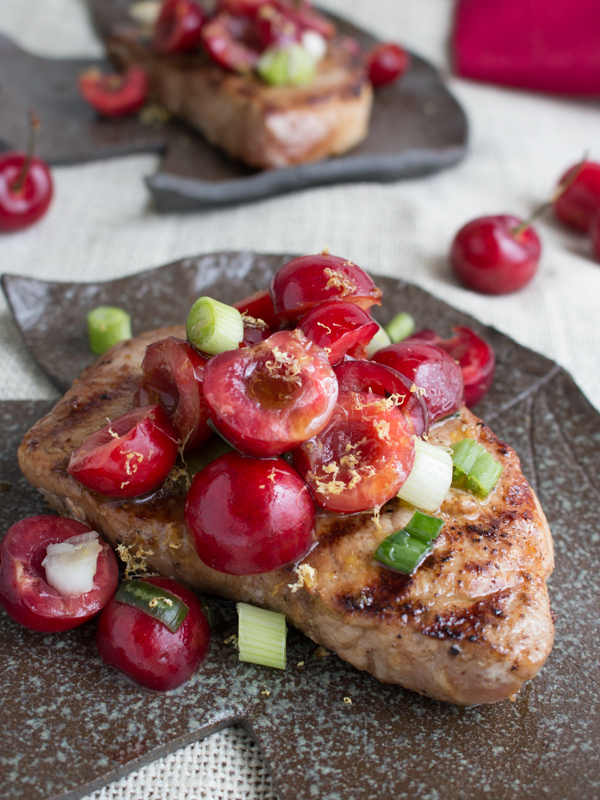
[553,160,600,232]
[0,114,53,232]
[153,0,205,54]
[450,214,541,295]
[366,42,410,88]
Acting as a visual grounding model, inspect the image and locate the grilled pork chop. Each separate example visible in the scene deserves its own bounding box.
[106,27,372,169]
[18,326,554,706]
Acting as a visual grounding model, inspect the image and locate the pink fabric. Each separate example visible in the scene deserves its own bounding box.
[453,0,600,95]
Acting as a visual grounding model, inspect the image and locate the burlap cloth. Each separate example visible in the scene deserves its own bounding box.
[1,0,599,797]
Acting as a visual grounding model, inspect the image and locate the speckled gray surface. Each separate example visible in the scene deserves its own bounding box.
[1,254,600,800]
[0,1,468,211]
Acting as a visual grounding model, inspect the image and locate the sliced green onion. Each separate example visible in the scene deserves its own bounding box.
[397,437,453,512]
[114,580,189,633]
[87,306,132,355]
[237,602,287,670]
[374,530,432,575]
[384,312,415,344]
[404,510,445,544]
[186,296,244,356]
[257,43,316,87]
[450,439,503,497]
[365,324,392,357]
[185,435,233,479]
[466,451,503,498]
[450,439,481,487]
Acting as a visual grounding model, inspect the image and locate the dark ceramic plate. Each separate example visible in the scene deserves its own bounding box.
[2,253,600,800]
[0,2,468,211]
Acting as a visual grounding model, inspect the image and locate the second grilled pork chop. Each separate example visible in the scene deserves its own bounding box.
[106,28,372,169]
[18,326,554,706]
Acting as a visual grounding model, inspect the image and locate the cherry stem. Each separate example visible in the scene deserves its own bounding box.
[11,111,40,194]
[511,153,589,238]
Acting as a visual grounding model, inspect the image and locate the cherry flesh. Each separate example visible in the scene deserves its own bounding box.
[67,404,179,497]
[298,301,379,364]
[96,576,210,691]
[553,161,600,232]
[201,12,262,71]
[0,515,118,632]
[293,390,415,514]
[185,452,314,574]
[407,326,495,408]
[333,360,429,437]
[79,66,148,117]
[372,341,464,423]
[153,0,205,54]
[271,253,382,321]
[366,42,410,87]
[450,214,541,295]
[203,329,338,457]
[136,337,211,452]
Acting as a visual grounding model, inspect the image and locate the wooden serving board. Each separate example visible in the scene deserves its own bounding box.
[1,253,600,800]
[0,2,468,211]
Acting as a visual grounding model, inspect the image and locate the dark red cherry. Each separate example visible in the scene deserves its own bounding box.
[372,341,464,423]
[201,12,262,71]
[153,0,205,54]
[298,301,379,364]
[407,327,495,408]
[79,66,148,117]
[450,214,541,295]
[366,42,410,87]
[0,115,53,233]
[553,161,600,232]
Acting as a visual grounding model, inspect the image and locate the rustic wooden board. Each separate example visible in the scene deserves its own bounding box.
[1,253,600,800]
[0,2,468,211]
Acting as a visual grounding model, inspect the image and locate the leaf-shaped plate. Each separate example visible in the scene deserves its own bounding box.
[0,2,468,211]
[2,254,600,800]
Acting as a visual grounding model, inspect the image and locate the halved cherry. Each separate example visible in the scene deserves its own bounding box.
[242,316,272,346]
[277,0,336,39]
[0,516,118,632]
[201,12,262,71]
[407,327,495,408]
[217,0,269,14]
[153,0,205,54]
[372,341,464,423]
[67,405,179,497]
[234,288,280,329]
[135,337,211,452]
[185,452,314,574]
[293,390,415,514]
[333,360,429,437]
[203,329,338,457]
[298,301,379,364]
[271,253,382,321]
[79,65,148,117]
[256,3,301,48]
[96,576,210,691]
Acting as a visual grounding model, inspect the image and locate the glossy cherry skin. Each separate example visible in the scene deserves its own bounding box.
[67,405,179,497]
[372,341,464,423]
[450,215,541,295]
[153,0,205,54]
[96,576,210,691]
[591,209,600,262]
[366,42,410,87]
[0,153,53,232]
[234,288,280,329]
[136,338,211,452]
[79,66,148,117]
[0,516,118,632]
[553,161,600,232]
[294,390,415,514]
[333,360,429,437]
[256,4,301,48]
[276,1,335,39]
[271,253,382,321]
[203,329,338,457]
[298,301,379,365]
[201,12,262,71]
[185,452,314,574]
[408,326,495,408]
